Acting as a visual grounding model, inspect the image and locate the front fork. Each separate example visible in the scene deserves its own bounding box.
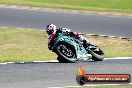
[75,44,92,61]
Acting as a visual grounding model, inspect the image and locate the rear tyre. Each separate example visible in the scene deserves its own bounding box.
[88,47,104,61]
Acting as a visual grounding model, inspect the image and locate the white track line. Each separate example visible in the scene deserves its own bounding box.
[48,83,132,88]
[105,57,132,60]
[33,60,59,63]
[27,29,33,30]
[1,27,7,28]
[0,57,131,65]
[40,30,45,31]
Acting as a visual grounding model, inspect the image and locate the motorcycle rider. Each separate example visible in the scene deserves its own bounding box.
[46,24,92,50]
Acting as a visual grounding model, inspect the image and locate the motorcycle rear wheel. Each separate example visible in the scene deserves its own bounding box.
[88,47,104,61]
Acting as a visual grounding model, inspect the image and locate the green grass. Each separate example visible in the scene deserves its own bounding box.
[0,28,57,62]
[0,0,132,14]
[0,28,132,62]
[77,84,132,88]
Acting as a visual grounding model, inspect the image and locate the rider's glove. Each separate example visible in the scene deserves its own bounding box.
[48,44,52,50]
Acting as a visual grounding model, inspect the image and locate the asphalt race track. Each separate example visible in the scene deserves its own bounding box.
[0,59,132,88]
[0,6,132,38]
[0,6,132,88]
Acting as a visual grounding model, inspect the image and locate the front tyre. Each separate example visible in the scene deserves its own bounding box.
[55,43,76,63]
[57,57,69,63]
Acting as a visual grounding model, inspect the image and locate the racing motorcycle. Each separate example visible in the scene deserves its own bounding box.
[48,32,104,63]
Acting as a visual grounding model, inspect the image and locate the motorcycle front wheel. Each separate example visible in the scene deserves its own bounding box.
[55,43,76,63]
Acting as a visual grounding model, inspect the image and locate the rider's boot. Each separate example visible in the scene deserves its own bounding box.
[83,40,97,49]
[83,40,90,48]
